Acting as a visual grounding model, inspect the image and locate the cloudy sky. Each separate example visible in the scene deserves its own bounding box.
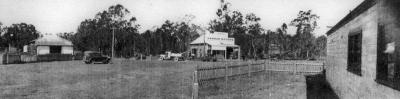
[0,0,363,36]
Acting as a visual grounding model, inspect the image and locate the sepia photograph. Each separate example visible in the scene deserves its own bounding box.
[0,0,399,99]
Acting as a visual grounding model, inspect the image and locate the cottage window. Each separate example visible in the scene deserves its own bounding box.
[347,29,362,76]
[376,23,400,90]
[192,49,197,55]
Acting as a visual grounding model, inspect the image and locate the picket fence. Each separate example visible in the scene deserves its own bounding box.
[192,60,325,99]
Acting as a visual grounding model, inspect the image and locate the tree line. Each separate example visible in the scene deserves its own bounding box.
[0,22,40,51]
[208,0,326,59]
[0,0,327,59]
[58,4,202,58]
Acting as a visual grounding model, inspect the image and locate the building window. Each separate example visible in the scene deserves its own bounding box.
[347,29,362,76]
[49,46,62,54]
[376,23,400,91]
[192,49,197,55]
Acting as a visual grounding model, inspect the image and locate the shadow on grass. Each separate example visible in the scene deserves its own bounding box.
[198,71,304,99]
[306,74,339,99]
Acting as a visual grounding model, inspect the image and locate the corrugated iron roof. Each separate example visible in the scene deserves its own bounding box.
[326,0,377,35]
[33,35,73,46]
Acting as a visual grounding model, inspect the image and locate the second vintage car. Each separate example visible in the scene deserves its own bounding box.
[83,51,111,64]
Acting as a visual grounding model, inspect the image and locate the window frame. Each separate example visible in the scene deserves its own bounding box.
[347,28,363,76]
[375,23,400,91]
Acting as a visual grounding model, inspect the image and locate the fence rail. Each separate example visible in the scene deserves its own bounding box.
[192,60,325,99]
[196,61,323,81]
[266,62,324,74]
[196,62,265,82]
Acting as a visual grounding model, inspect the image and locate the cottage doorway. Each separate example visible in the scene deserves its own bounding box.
[50,46,62,54]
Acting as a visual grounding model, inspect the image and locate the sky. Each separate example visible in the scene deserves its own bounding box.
[0,0,363,36]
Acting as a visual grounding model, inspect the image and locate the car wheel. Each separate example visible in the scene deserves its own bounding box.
[88,60,93,64]
[174,58,179,61]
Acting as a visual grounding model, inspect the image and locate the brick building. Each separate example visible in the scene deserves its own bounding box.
[326,0,400,98]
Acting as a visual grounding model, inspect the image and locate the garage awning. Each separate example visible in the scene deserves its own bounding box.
[211,44,238,50]
[211,46,226,50]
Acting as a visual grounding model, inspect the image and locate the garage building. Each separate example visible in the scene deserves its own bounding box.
[189,31,240,60]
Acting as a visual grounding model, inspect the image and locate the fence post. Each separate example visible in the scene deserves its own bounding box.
[230,63,233,76]
[264,59,266,72]
[295,63,298,74]
[225,62,229,79]
[238,63,241,75]
[224,62,228,98]
[193,69,198,99]
[213,63,216,78]
[248,61,251,77]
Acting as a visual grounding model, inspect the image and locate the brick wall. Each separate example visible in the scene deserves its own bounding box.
[326,0,400,99]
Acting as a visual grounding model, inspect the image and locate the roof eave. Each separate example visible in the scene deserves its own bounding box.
[36,44,73,46]
[326,0,377,36]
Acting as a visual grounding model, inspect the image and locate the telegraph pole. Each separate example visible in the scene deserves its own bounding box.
[7,43,9,64]
[111,28,115,63]
[7,34,13,64]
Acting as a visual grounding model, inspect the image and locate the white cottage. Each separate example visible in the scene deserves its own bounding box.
[24,35,74,61]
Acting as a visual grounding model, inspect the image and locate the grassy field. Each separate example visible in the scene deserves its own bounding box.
[0,59,324,99]
[0,59,198,99]
[198,71,306,99]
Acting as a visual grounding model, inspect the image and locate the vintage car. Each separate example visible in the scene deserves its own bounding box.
[159,51,185,61]
[83,51,111,64]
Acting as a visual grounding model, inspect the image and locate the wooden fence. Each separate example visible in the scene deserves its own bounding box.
[266,62,324,74]
[192,60,325,99]
[196,61,265,82]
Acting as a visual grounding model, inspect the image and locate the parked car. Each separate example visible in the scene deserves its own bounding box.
[83,51,111,64]
[73,51,84,60]
[159,51,185,61]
